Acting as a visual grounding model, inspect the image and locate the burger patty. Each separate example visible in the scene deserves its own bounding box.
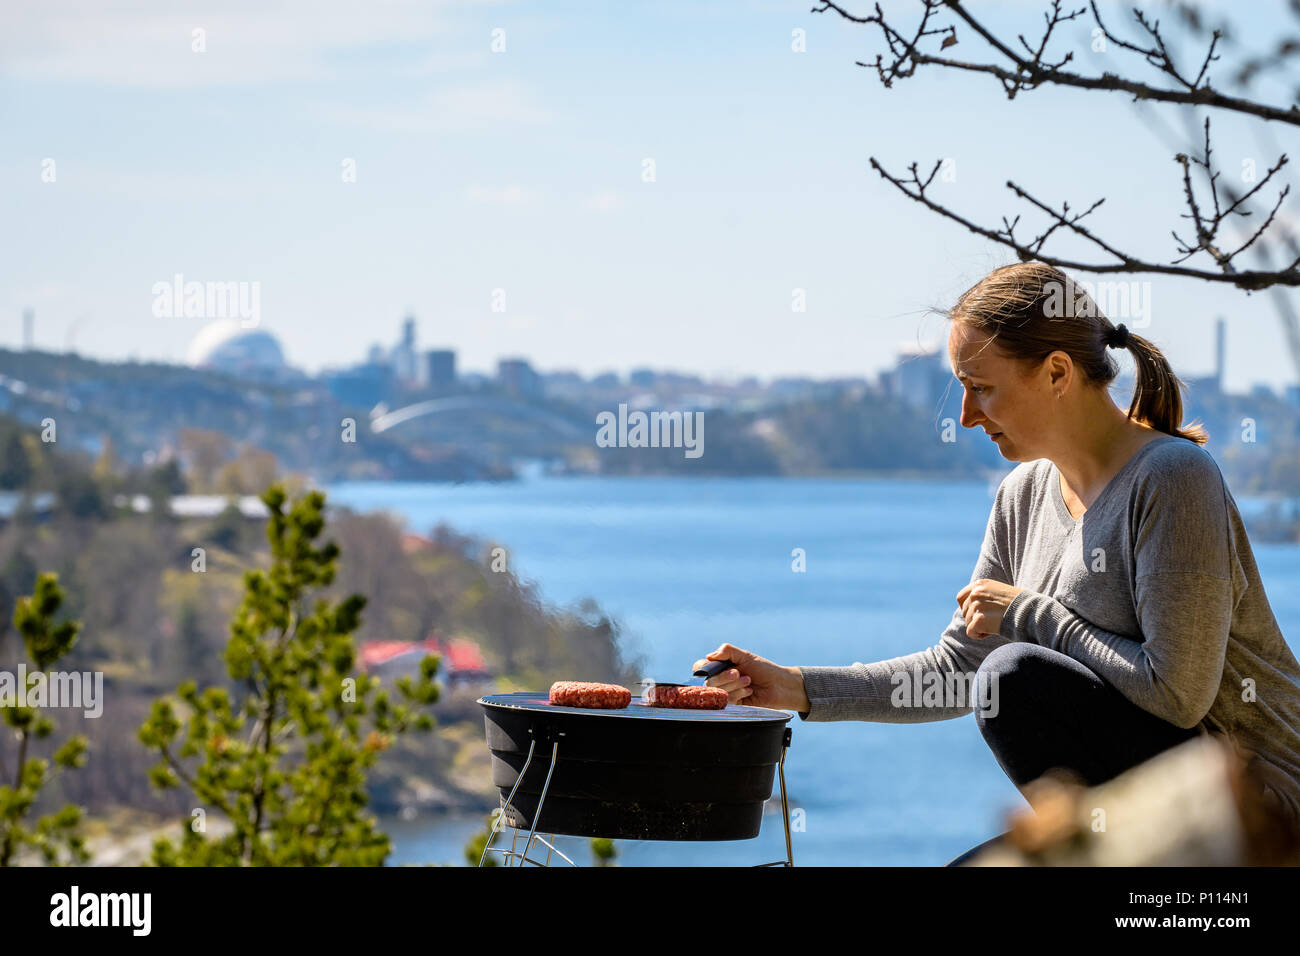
[645,684,729,709]
[548,681,632,709]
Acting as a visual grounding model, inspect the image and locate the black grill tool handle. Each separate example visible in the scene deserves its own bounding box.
[693,659,736,679]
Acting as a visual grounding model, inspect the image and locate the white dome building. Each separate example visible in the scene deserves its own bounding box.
[187,320,287,378]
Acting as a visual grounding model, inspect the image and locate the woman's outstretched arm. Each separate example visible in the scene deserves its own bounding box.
[705,477,1024,722]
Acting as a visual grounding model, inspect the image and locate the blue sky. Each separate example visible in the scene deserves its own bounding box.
[2,0,1298,393]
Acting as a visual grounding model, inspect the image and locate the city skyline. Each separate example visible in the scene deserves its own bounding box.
[37,306,1281,423]
[15,304,1292,405]
[3,0,1297,394]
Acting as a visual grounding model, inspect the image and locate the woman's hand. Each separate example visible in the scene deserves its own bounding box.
[692,643,809,711]
[956,579,1024,640]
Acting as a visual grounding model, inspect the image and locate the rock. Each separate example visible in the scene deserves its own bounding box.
[966,734,1300,866]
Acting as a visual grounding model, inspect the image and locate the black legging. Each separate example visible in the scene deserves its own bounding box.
[945,641,1201,865]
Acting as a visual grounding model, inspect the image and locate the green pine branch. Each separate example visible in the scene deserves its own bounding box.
[139,483,439,866]
[0,573,90,867]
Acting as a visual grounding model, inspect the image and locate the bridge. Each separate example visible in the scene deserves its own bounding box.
[368,395,590,440]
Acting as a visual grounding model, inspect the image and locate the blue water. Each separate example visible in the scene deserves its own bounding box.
[325,475,1300,866]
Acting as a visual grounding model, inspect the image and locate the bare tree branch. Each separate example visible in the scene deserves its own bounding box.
[811,0,1300,124]
[1173,0,1300,94]
[1169,117,1292,270]
[820,0,1300,288]
[867,145,1300,289]
[1132,96,1300,377]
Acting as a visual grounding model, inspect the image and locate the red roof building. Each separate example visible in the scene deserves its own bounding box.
[357,635,489,678]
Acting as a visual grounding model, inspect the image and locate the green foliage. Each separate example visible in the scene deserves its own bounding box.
[138,483,440,866]
[145,459,187,497]
[463,813,500,866]
[141,460,186,523]
[14,573,81,669]
[590,837,617,866]
[54,469,107,520]
[0,421,34,490]
[202,501,245,552]
[0,573,90,866]
[0,549,38,652]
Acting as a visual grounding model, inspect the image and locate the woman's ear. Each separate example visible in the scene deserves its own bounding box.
[1045,350,1072,395]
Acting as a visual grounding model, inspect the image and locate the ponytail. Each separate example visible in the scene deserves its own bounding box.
[1121,330,1209,446]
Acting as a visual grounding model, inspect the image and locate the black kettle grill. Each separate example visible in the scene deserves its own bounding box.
[476,690,795,866]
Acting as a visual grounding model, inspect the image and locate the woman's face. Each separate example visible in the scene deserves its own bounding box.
[947,321,1056,462]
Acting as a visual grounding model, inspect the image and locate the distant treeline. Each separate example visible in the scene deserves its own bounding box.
[581,392,999,477]
[0,348,507,483]
[0,420,640,819]
[1,348,1297,495]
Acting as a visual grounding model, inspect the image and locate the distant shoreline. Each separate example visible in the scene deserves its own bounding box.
[324,468,1011,485]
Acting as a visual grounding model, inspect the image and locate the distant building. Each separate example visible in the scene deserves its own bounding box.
[771,377,817,400]
[657,371,704,388]
[893,346,949,411]
[542,370,585,400]
[425,349,456,388]
[543,371,584,387]
[358,635,492,686]
[814,378,869,401]
[324,362,393,408]
[497,358,541,398]
[391,315,419,386]
[629,368,657,388]
[400,533,434,554]
[0,491,55,526]
[1251,383,1277,401]
[1286,384,1300,408]
[590,371,621,389]
[187,319,290,381]
[680,392,722,410]
[116,494,269,519]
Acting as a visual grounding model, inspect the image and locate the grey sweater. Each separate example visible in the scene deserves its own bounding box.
[797,434,1300,823]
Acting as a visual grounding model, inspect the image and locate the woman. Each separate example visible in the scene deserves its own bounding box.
[695,261,1300,860]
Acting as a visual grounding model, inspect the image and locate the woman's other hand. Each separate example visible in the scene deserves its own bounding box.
[957,579,1024,639]
[692,643,809,711]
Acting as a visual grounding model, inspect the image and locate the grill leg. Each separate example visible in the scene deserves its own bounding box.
[517,740,561,866]
[758,726,795,867]
[479,737,536,867]
[778,733,794,867]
